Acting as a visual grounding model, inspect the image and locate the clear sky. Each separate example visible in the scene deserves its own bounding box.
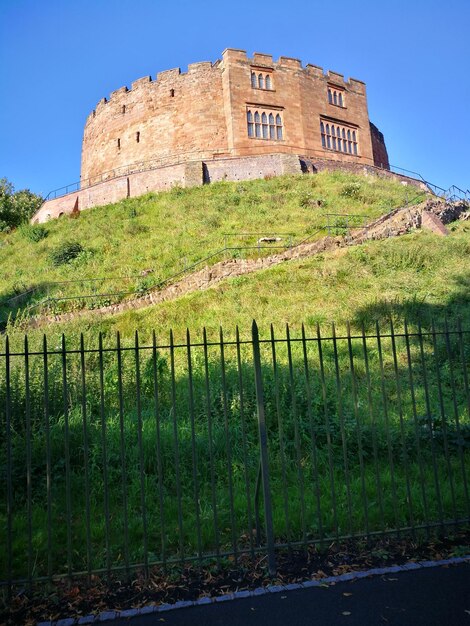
[0,0,469,196]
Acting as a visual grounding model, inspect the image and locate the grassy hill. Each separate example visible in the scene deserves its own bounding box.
[1,171,424,327]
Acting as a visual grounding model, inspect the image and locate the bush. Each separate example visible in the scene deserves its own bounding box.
[50,241,84,266]
[340,182,362,198]
[19,224,48,242]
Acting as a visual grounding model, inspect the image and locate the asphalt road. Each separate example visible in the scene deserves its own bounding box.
[110,562,470,626]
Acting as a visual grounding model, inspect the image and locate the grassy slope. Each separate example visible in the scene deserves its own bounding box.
[6,220,470,349]
[1,171,423,318]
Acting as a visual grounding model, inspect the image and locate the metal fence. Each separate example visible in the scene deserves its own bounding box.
[1,320,469,591]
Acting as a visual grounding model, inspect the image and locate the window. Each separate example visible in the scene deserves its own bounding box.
[250,70,273,90]
[327,87,346,108]
[136,131,140,143]
[247,110,254,136]
[122,105,126,114]
[170,89,175,97]
[247,108,283,140]
[117,138,121,150]
[320,120,358,155]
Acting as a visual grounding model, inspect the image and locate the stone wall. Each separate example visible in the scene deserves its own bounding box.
[80,48,386,185]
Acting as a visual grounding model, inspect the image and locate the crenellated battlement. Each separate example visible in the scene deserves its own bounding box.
[80,48,381,193]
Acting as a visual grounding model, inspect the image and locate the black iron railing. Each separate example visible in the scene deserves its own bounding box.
[1,319,469,592]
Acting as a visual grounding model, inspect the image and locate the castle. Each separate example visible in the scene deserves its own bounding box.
[34,49,392,222]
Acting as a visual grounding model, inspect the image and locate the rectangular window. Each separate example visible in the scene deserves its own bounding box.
[327,86,346,108]
[247,108,283,141]
[320,119,358,155]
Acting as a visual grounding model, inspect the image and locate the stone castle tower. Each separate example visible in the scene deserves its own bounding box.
[34,49,390,222]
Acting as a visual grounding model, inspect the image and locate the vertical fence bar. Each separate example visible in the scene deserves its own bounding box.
[430,320,457,524]
[116,333,130,578]
[416,322,444,529]
[286,323,307,546]
[220,327,238,562]
[448,321,470,516]
[346,322,369,538]
[61,335,73,581]
[270,324,292,548]
[24,336,33,589]
[98,333,112,578]
[360,324,385,533]
[389,321,415,536]
[316,324,339,539]
[332,323,353,536]
[203,328,220,564]
[186,329,202,561]
[252,321,276,575]
[43,335,53,584]
[5,337,12,596]
[235,326,255,558]
[135,331,149,576]
[152,331,167,567]
[301,324,323,544]
[169,330,184,563]
[80,333,92,580]
[403,320,431,535]
[375,322,400,535]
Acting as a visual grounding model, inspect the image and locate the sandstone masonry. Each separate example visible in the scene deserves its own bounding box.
[34,49,391,222]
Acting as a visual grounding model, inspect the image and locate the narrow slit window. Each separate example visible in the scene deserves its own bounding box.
[136,131,140,143]
[247,110,254,136]
[262,112,268,138]
[117,138,121,150]
[255,111,261,137]
[269,113,275,139]
[170,89,175,97]
[122,105,126,114]
[276,114,283,140]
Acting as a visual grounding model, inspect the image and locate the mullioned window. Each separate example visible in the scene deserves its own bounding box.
[327,87,345,108]
[247,109,283,140]
[251,71,273,90]
[320,120,358,155]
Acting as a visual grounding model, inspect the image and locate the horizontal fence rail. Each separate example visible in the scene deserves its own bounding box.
[1,320,469,591]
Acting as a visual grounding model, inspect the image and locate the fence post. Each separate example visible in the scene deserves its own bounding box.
[252,320,276,576]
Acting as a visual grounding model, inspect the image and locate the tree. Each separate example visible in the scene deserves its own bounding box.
[0,177,43,231]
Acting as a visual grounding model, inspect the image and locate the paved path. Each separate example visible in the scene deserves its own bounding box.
[111,562,470,626]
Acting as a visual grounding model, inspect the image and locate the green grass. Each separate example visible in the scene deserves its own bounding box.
[0,170,425,324]
[1,169,469,585]
[5,220,470,352]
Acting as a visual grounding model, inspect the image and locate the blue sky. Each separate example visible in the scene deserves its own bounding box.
[0,0,469,196]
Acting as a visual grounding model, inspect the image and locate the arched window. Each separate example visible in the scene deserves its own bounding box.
[331,126,337,150]
[326,124,331,148]
[247,110,254,137]
[258,74,264,89]
[328,89,333,104]
[352,130,357,154]
[337,126,342,151]
[347,129,352,153]
[265,74,272,90]
[262,112,268,138]
[276,114,283,140]
[269,113,275,139]
[333,91,338,105]
[255,111,261,137]
[251,72,257,88]
[338,92,343,107]
[320,121,326,147]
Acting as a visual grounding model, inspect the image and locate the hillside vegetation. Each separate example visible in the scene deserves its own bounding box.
[1,171,424,324]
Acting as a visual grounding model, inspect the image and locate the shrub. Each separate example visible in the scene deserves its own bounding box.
[50,241,84,266]
[19,223,48,242]
[340,182,362,198]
